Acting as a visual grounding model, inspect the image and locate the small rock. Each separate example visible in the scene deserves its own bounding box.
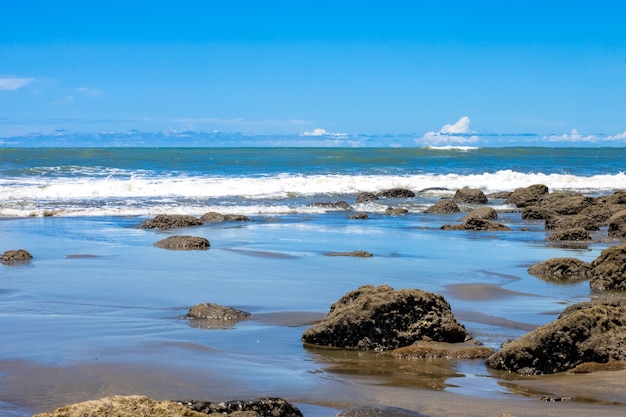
[154,236,210,250]
[385,207,409,216]
[325,251,373,257]
[423,199,460,214]
[1,249,33,265]
[527,257,592,283]
[376,188,416,199]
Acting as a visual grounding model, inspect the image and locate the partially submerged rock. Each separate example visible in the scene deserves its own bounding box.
[540,193,594,215]
[527,257,592,283]
[423,199,460,214]
[154,235,210,250]
[301,284,467,351]
[1,249,33,265]
[521,205,555,220]
[486,301,626,375]
[325,250,373,257]
[590,243,626,290]
[607,209,626,239]
[545,214,599,231]
[385,206,409,216]
[441,218,511,231]
[308,201,353,210]
[32,395,207,417]
[452,188,488,204]
[186,303,250,328]
[355,192,378,203]
[460,206,497,222]
[545,227,591,242]
[200,212,249,222]
[390,341,494,360]
[141,214,203,230]
[348,212,369,220]
[376,188,416,199]
[336,405,429,417]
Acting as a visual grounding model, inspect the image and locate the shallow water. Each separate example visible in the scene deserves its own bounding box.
[0,211,622,416]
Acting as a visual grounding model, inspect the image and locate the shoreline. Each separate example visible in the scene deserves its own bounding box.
[3,355,626,417]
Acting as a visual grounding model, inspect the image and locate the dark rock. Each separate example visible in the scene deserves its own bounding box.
[487,191,513,199]
[201,212,250,222]
[180,398,303,417]
[385,207,409,216]
[187,303,250,319]
[545,227,591,242]
[486,302,626,374]
[325,251,373,257]
[308,201,353,210]
[390,341,494,359]
[348,212,369,220]
[336,405,429,417]
[154,235,210,250]
[356,192,378,203]
[376,188,416,199]
[527,257,592,283]
[1,249,33,265]
[32,395,207,417]
[545,214,599,231]
[423,199,460,214]
[441,218,511,231]
[504,184,549,208]
[301,284,467,351]
[540,193,594,215]
[590,243,626,290]
[521,205,555,220]
[452,188,488,204]
[141,214,203,230]
[460,206,497,221]
[608,209,626,238]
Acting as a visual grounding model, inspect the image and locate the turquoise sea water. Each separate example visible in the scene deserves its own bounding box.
[1,146,625,416]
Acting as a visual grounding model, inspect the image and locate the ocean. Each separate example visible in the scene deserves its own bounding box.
[1,146,625,416]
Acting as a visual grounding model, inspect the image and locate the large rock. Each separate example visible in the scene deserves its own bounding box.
[32,395,207,417]
[423,199,460,214]
[301,284,467,351]
[141,214,203,230]
[545,227,591,242]
[376,188,416,199]
[544,214,599,231]
[33,395,303,417]
[539,193,594,215]
[1,249,33,265]
[180,398,303,417]
[486,301,626,375]
[504,184,549,208]
[154,235,210,250]
[590,243,626,290]
[452,188,488,204]
[527,257,592,283]
[384,206,409,216]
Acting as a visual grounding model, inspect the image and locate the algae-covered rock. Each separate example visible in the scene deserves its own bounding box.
[302,284,467,351]
[486,302,626,375]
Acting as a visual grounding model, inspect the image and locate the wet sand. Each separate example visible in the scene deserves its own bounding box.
[3,357,626,417]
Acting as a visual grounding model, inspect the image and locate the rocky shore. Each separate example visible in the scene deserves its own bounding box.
[8,185,626,417]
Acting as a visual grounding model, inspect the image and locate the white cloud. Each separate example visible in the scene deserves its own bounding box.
[418,116,479,145]
[546,129,598,143]
[302,128,347,137]
[53,95,75,105]
[77,87,103,98]
[0,77,35,91]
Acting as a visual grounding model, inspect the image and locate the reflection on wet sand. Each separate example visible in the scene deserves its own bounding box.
[444,283,541,301]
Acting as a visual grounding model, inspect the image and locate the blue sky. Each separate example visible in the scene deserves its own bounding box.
[2,1,626,146]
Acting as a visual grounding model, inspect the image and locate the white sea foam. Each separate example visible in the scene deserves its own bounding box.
[1,170,624,217]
